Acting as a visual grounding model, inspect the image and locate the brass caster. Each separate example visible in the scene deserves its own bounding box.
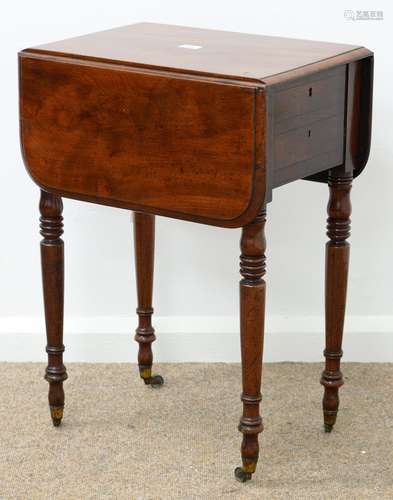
[50,406,64,427]
[324,423,333,433]
[234,467,252,483]
[144,374,164,388]
[139,367,164,388]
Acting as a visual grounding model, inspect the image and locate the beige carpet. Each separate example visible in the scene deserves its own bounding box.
[0,363,392,499]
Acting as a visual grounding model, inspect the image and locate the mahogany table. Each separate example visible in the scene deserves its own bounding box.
[19,23,373,482]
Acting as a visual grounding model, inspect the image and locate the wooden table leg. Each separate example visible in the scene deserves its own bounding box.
[321,167,353,432]
[133,212,163,387]
[235,208,266,482]
[40,190,68,426]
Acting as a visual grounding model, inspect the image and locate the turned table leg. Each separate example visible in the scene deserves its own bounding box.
[235,208,266,482]
[321,168,352,432]
[133,212,163,387]
[40,190,68,426]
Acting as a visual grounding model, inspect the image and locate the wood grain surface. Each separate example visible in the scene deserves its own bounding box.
[20,54,266,226]
[26,22,362,83]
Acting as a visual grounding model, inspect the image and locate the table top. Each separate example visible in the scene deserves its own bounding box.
[26,22,362,83]
[19,23,373,228]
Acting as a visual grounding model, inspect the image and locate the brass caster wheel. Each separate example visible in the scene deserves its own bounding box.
[50,407,63,427]
[324,423,333,433]
[234,467,252,483]
[144,374,164,388]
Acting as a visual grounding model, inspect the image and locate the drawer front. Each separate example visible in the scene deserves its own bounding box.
[275,115,344,169]
[274,66,346,125]
[272,67,346,187]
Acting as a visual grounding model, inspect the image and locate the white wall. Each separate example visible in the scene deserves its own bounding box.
[1,0,392,362]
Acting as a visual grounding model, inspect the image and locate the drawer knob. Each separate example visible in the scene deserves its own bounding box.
[309,87,313,96]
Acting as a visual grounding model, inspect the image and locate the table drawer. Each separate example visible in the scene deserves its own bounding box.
[274,114,344,170]
[274,66,346,124]
[272,67,346,186]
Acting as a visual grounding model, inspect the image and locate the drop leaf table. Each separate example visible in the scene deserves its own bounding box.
[19,23,373,482]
